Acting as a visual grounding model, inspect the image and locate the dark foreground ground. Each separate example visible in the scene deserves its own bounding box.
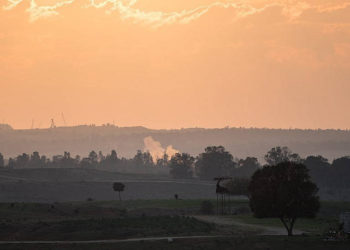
[0,199,349,250]
[0,236,349,250]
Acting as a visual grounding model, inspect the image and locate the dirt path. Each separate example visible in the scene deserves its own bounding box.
[194,215,304,236]
[0,235,231,245]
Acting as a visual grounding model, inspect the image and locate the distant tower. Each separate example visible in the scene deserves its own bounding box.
[61,112,67,126]
[214,177,232,215]
[50,119,56,129]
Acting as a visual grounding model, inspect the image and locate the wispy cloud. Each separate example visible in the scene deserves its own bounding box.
[3,0,350,26]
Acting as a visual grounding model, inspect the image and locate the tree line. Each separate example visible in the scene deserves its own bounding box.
[169,146,350,189]
[0,150,167,173]
[0,146,349,188]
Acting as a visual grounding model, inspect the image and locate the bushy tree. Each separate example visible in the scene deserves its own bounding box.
[332,156,350,172]
[156,153,169,168]
[16,153,30,168]
[200,200,214,214]
[0,153,4,168]
[303,155,331,186]
[225,178,250,196]
[235,157,260,177]
[249,162,319,236]
[331,156,350,188]
[133,150,154,168]
[195,146,235,179]
[88,151,98,168]
[113,182,125,201]
[264,146,301,166]
[169,153,194,179]
[100,150,120,170]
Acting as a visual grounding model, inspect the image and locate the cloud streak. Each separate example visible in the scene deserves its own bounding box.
[3,0,350,26]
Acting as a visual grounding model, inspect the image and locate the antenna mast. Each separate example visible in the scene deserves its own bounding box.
[50,118,56,129]
[61,112,67,126]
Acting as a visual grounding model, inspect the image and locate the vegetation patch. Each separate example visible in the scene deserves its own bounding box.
[0,216,215,241]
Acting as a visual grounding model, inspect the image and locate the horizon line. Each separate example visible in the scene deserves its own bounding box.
[1,123,350,132]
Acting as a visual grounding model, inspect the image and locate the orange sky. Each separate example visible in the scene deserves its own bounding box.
[1,0,350,129]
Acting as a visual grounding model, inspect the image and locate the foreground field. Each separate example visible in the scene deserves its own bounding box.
[0,199,348,249]
[0,199,249,241]
[0,216,218,241]
[0,199,349,240]
[0,236,349,250]
[0,168,216,202]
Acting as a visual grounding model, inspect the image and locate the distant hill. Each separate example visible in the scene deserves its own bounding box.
[1,125,350,162]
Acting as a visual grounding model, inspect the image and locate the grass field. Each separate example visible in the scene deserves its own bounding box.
[0,199,349,242]
[0,216,217,241]
[0,236,349,250]
[229,200,350,235]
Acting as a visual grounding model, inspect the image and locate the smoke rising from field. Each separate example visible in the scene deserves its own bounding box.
[143,136,179,163]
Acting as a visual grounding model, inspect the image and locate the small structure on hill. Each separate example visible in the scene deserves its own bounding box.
[340,212,350,234]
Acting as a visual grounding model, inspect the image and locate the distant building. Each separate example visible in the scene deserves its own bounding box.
[340,212,350,233]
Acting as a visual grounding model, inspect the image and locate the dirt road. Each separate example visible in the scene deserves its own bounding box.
[0,235,230,245]
[194,215,304,235]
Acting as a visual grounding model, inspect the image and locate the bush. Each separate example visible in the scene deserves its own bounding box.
[200,200,214,215]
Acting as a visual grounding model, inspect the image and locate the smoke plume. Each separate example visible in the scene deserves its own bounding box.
[143,136,179,163]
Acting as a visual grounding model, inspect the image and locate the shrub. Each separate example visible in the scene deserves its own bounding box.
[200,200,214,215]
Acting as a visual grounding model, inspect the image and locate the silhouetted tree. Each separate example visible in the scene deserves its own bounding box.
[332,156,350,188]
[249,162,320,236]
[156,153,169,168]
[113,182,125,201]
[98,151,105,162]
[79,158,88,168]
[61,151,77,168]
[332,156,350,172]
[225,177,250,196]
[133,150,154,168]
[304,155,330,171]
[195,146,235,179]
[8,158,15,169]
[51,155,64,168]
[88,151,98,168]
[16,153,30,168]
[0,153,4,168]
[264,146,301,166]
[100,150,120,170]
[235,157,260,177]
[200,200,214,215]
[169,153,194,179]
[303,155,331,186]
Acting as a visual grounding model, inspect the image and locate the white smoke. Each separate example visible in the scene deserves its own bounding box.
[143,136,179,163]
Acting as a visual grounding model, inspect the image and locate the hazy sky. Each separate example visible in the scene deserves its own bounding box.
[1,0,350,129]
